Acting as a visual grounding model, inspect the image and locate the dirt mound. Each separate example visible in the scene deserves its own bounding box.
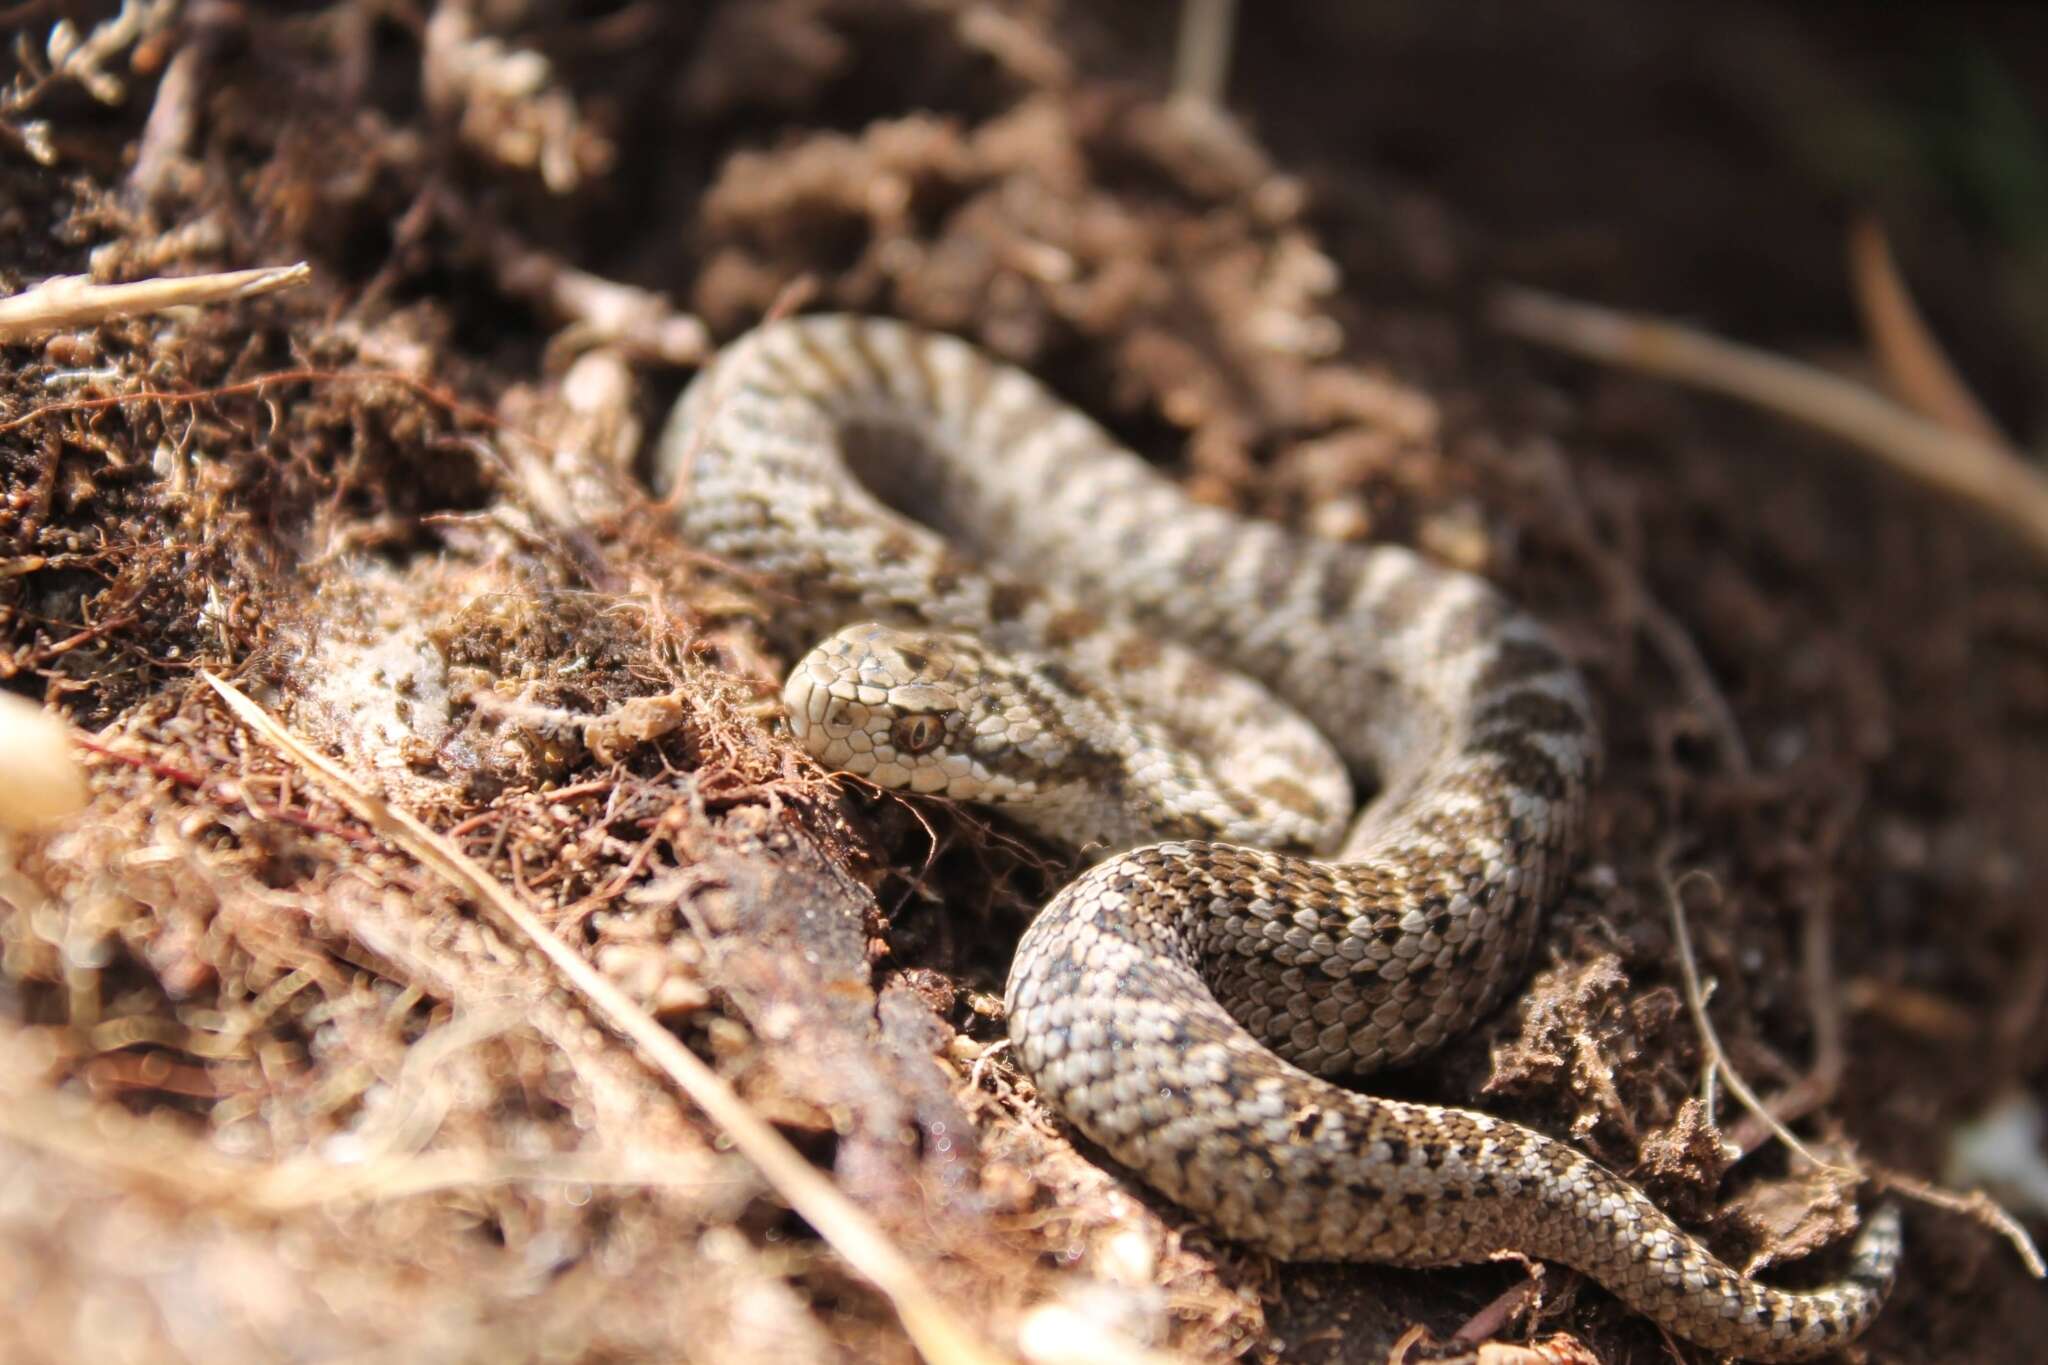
[2,3,2041,1360]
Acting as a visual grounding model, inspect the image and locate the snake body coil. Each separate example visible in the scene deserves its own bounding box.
[658,315,1898,1359]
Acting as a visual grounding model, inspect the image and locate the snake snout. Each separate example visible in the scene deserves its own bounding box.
[783,622,992,794]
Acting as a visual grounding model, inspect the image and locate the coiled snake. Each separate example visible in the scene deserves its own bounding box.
[657,315,1899,1359]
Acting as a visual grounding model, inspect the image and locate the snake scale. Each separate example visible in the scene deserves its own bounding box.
[656,314,1899,1359]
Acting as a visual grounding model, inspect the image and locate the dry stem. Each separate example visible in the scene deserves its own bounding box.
[1493,285,2048,560]
[0,264,311,341]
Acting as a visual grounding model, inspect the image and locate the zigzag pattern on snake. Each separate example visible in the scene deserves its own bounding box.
[656,314,1899,1360]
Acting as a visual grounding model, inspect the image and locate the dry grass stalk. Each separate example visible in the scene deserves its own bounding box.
[0,264,311,342]
[1172,0,1238,109]
[1492,285,2048,560]
[1846,218,2007,447]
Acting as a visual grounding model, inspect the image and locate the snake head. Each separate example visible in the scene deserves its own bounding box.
[783,622,1052,800]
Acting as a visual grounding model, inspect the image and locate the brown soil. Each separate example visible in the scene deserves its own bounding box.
[2,3,2043,1362]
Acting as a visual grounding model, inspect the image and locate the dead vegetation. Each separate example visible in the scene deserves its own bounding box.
[1,3,2044,1362]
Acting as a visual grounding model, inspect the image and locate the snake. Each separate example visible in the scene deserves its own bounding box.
[655,314,1900,1359]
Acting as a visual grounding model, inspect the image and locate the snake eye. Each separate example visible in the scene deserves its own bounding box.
[893,713,943,754]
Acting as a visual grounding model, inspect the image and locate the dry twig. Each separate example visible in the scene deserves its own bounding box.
[1879,1168,2045,1280]
[1492,286,2048,559]
[1846,218,2007,446]
[1172,0,1239,109]
[0,264,311,342]
[1657,858,1853,1177]
[1448,1268,1545,1345]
